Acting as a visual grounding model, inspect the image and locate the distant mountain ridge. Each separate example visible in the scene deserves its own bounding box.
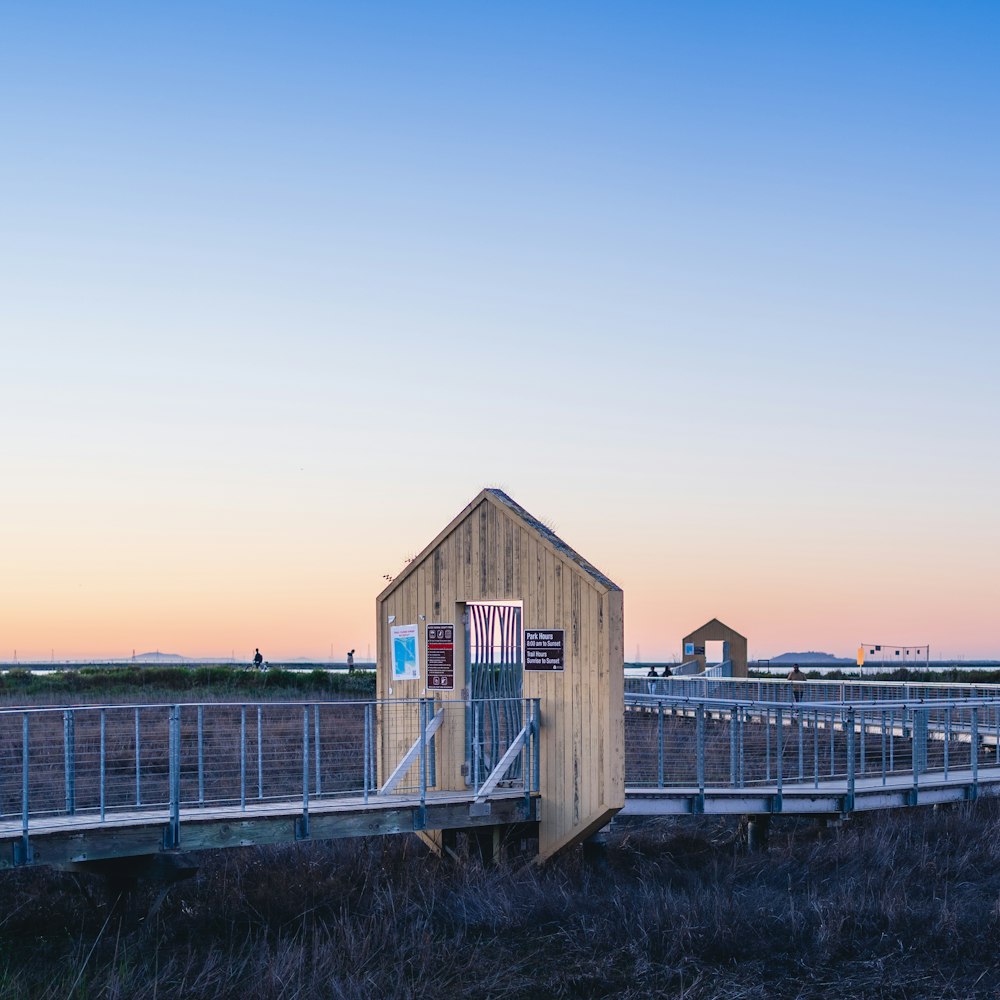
[769,651,855,664]
[133,651,190,663]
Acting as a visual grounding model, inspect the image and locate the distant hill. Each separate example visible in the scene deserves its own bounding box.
[769,651,855,665]
[133,651,190,663]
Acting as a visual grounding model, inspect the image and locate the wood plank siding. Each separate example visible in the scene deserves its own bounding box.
[376,490,624,860]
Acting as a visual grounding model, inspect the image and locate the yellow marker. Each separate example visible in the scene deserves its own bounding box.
[856,645,865,667]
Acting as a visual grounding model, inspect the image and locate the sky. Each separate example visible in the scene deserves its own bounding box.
[1,3,997,662]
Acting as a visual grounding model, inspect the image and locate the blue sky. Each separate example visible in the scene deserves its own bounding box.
[1,3,997,660]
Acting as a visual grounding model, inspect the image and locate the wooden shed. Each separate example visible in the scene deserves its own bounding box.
[682,618,748,677]
[376,489,624,860]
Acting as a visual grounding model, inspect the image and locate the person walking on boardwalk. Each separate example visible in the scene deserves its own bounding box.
[347,649,355,673]
[253,648,263,669]
[787,663,807,703]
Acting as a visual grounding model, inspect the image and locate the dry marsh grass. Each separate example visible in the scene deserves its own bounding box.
[1,799,999,998]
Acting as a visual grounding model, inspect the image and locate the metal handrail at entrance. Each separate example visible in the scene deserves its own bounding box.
[0,698,541,865]
[624,690,1000,815]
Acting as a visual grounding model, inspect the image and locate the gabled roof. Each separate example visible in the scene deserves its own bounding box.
[378,488,620,600]
[684,618,746,640]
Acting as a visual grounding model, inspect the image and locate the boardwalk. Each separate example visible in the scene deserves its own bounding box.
[623,679,1000,818]
[3,680,999,868]
[0,698,539,868]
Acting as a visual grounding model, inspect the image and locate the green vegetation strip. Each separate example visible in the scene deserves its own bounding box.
[0,665,376,701]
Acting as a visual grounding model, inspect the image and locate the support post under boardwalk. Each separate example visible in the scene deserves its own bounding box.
[747,815,771,853]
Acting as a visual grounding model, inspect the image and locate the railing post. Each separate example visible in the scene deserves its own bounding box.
[314,704,321,796]
[20,713,31,865]
[696,703,705,797]
[813,708,820,789]
[738,707,745,788]
[971,707,979,796]
[830,709,836,777]
[99,708,106,822]
[729,707,737,786]
[363,702,371,803]
[846,707,855,811]
[944,707,950,779]
[858,708,865,776]
[797,707,804,781]
[765,706,771,781]
[881,710,887,786]
[776,707,783,795]
[419,698,428,806]
[257,705,264,800]
[657,701,664,788]
[914,708,927,775]
[473,702,481,795]
[197,705,205,807]
[240,706,247,811]
[298,705,310,839]
[63,710,75,816]
[165,705,181,849]
[134,707,142,807]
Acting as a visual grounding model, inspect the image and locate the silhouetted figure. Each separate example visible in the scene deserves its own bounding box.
[661,665,673,678]
[253,648,263,669]
[787,663,807,703]
[646,666,658,677]
[347,649,355,673]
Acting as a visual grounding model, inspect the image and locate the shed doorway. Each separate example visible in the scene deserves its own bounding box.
[465,601,523,787]
[704,640,730,666]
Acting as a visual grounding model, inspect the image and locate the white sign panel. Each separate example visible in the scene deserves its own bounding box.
[391,623,420,681]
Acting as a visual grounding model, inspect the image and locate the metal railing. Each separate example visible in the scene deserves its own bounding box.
[626,674,1000,704]
[625,691,1000,799]
[0,697,540,861]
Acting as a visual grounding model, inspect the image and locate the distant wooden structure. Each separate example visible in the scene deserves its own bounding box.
[682,618,748,677]
[376,489,624,860]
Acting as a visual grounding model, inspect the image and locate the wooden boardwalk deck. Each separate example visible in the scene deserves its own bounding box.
[623,763,999,817]
[0,789,538,869]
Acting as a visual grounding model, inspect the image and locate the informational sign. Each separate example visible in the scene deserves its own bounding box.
[525,629,565,671]
[426,624,455,690]
[684,642,695,656]
[694,645,705,655]
[391,624,420,681]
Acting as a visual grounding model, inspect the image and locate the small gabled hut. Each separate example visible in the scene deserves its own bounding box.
[376,489,624,860]
[682,618,748,677]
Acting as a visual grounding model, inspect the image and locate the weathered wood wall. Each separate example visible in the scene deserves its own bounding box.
[376,490,624,860]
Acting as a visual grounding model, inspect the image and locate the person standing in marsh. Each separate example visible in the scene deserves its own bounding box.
[253,648,263,669]
[787,663,807,703]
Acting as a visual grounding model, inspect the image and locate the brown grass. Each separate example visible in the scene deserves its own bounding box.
[1,798,999,998]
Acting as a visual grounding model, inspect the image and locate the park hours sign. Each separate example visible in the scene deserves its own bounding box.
[525,629,565,671]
